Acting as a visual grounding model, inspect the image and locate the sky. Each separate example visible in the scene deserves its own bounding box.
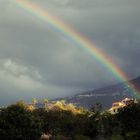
[0,0,140,105]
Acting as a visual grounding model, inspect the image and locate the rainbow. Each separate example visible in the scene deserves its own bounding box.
[15,0,139,96]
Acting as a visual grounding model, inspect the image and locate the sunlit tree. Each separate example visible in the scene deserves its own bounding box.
[32,98,38,106]
[44,99,49,109]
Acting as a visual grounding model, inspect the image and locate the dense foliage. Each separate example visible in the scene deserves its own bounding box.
[0,100,140,140]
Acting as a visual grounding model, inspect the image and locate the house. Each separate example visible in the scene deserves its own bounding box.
[109,98,137,114]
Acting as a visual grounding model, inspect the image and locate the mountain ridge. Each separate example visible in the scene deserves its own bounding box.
[53,76,140,109]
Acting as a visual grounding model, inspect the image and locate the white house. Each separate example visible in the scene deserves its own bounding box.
[109,98,137,114]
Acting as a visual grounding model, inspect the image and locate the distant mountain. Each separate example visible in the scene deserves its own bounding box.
[55,76,140,110]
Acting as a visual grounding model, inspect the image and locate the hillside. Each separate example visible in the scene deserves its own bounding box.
[57,76,140,109]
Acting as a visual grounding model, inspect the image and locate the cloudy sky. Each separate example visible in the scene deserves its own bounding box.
[0,0,140,105]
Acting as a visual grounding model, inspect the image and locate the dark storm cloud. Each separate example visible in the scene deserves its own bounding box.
[0,0,140,104]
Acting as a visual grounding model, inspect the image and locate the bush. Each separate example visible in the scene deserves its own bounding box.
[52,135,72,140]
[74,135,90,140]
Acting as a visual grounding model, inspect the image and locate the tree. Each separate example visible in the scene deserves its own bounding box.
[44,99,49,109]
[0,103,42,140]
[90,102,102,113]
[116,102,140,140]
[32,98,38,106]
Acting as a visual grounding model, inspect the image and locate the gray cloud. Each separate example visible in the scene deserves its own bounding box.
[38,0,140,9]
[0,0,140,105]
